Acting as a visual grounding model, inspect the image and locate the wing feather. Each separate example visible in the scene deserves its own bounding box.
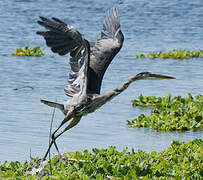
[101,7,122,41]
[86,7,124,94]
[37,7,124,97]
[37,16,90,97]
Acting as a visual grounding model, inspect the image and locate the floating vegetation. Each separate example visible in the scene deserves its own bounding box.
[0,139,202,179]
[12,86,34,90]
[128,93,203,131]
[11,45,44,56]
[136,49,203,59]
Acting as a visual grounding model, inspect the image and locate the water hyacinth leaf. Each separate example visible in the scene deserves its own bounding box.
[11,45,45,56]
[136,49,203,59]
[129,94,203,131]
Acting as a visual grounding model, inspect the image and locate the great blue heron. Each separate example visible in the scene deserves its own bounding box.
[37,7,175,161]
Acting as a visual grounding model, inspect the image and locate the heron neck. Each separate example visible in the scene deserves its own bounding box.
[114,74,139,95]
[97,74,140,104]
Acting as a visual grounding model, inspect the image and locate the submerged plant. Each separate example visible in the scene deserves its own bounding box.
[136,49,203,59]
[0,139,202,179]
[128,93,203,131]
[11,45,44,56]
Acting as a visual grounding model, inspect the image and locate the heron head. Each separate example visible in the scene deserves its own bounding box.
[135,72,175,80]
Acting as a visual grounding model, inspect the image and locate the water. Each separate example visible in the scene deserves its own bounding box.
[0,0,203,162]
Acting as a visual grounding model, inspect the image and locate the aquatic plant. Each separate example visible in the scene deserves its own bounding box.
[0,139,202,179]
[128,93,203,131]
[136,49,203,59]
[11,45,44,56]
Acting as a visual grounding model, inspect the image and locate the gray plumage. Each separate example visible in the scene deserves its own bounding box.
[37,7,124,98]
[37,7,175,161]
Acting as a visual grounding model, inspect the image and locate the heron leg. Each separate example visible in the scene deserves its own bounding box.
[55,116,81,140]
[52,133,61,159]
[50,116,81,161]
[42,110,75,161]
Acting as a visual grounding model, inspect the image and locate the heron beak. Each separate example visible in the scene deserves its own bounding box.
[150,74,176,80]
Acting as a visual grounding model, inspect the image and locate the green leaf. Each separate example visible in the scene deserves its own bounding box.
[11,45,45,56]
[130,93,203,131]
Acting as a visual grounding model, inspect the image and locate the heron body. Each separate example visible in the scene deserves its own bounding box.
[37,7,175,161]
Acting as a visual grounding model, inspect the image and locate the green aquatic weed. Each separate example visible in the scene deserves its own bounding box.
[0,139,202,179]
[136,49,203,59]
[11,45,44,56]
[129,93,203,131]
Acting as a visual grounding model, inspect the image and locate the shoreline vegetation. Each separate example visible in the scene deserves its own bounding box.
[0,139,202,179]
[128,94,203,131]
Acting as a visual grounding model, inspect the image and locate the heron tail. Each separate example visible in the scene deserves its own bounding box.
[41,99,64,112]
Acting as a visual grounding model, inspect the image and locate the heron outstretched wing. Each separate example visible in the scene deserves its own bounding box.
[85,7,124,94]
[37,17,90,97]
[37,7,124,97]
